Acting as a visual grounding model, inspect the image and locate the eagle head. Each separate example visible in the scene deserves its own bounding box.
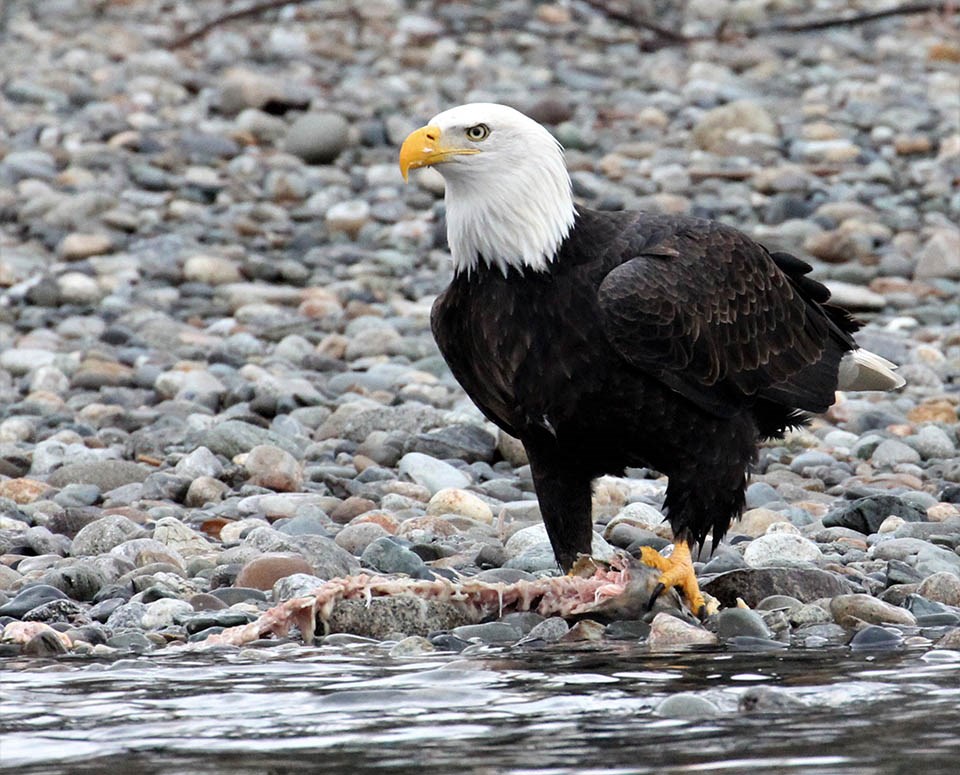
[399,103,576,276]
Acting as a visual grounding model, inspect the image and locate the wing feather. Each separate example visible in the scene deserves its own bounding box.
[596,219,857,417]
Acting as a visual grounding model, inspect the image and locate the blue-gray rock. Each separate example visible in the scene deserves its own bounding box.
[40,561,107,602]
[745,482,781,509]
[174,446,224,479]
[789,451,837,474]
[716,607,773,640]
[285,112,351,164]
[915,544,960,577]
[503,545,559,573]
[105,630,155,652]
[178,609,258,635]
[0,584,68,618]
[906,426,956,460]
[48,461,150,490]
[823,495,927,535]
[200,419,307,459]
[406,424,497,463]
[360,537,427,576]
[19,526,71,556]
[849,625,904,651]
[451,621,523,644]
[276,514,333,537]
[0,149,57,182]
[53,483,102,508]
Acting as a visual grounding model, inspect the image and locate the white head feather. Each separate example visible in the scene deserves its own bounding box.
[425,103,576,276]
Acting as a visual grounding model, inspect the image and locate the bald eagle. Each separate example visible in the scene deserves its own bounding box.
[399,103,903,615]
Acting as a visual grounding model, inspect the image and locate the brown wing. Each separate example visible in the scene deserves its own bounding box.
[596,218,858,417]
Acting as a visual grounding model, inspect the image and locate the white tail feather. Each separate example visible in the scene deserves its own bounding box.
[838,348,906,391]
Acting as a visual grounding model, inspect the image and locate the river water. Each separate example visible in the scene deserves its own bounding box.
[2,644,959,774]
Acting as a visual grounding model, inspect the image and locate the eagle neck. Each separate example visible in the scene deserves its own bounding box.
[443,156,576,278]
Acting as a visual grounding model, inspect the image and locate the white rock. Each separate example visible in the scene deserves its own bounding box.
[398,452,470,494]
[183,254,242,285]
[743,532,823,568]
[426,488,494,524]
[141,598,193,629]
[503,523,615,562]
[326,200,370,235]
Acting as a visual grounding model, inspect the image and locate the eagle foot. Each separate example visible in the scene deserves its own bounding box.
[639,541,707,620]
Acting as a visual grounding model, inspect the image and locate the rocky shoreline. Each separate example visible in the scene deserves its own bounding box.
[1,0,958,660]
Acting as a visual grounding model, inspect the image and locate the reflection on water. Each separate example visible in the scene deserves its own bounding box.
[2,644,960,774]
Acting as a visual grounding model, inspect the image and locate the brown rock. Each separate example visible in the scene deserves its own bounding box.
[560,619,606,642]
[243,445,302,492]
[648,612,718,650]
[928,41,960,62]
[58,233,113,260]
[330,496,377,524]
[917,572,960,607]
[0,478,50,504]
[907,399,958,424]
[350,510,399,534]
[830,594,917,628]
[691,100,778,155]
[71,358,135,389]
[235,553,314,590]
[729,508,785,538]
[893,134,932,155]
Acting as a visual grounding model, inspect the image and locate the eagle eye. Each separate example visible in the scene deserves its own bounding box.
[465,123,490,142]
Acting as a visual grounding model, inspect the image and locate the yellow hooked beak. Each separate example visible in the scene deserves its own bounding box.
[399,125,479,181]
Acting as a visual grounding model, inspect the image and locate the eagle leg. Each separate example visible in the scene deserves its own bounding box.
[639,540,706,619]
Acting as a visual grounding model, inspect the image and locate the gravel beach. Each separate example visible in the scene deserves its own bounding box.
[1,0,958,659]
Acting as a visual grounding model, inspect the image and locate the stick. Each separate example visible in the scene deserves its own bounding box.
[581,0,952,50]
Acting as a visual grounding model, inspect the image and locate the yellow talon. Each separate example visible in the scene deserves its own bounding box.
[640,541,707,617]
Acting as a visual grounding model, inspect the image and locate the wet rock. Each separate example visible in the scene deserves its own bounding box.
[0,584,69,618]
[648,613,718,650]
[716,607,772,640]
[849,625,905,651]
[452,621,523,644]
[739,686,808,713]
[325,596,476,639]
[655,693,721,719]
